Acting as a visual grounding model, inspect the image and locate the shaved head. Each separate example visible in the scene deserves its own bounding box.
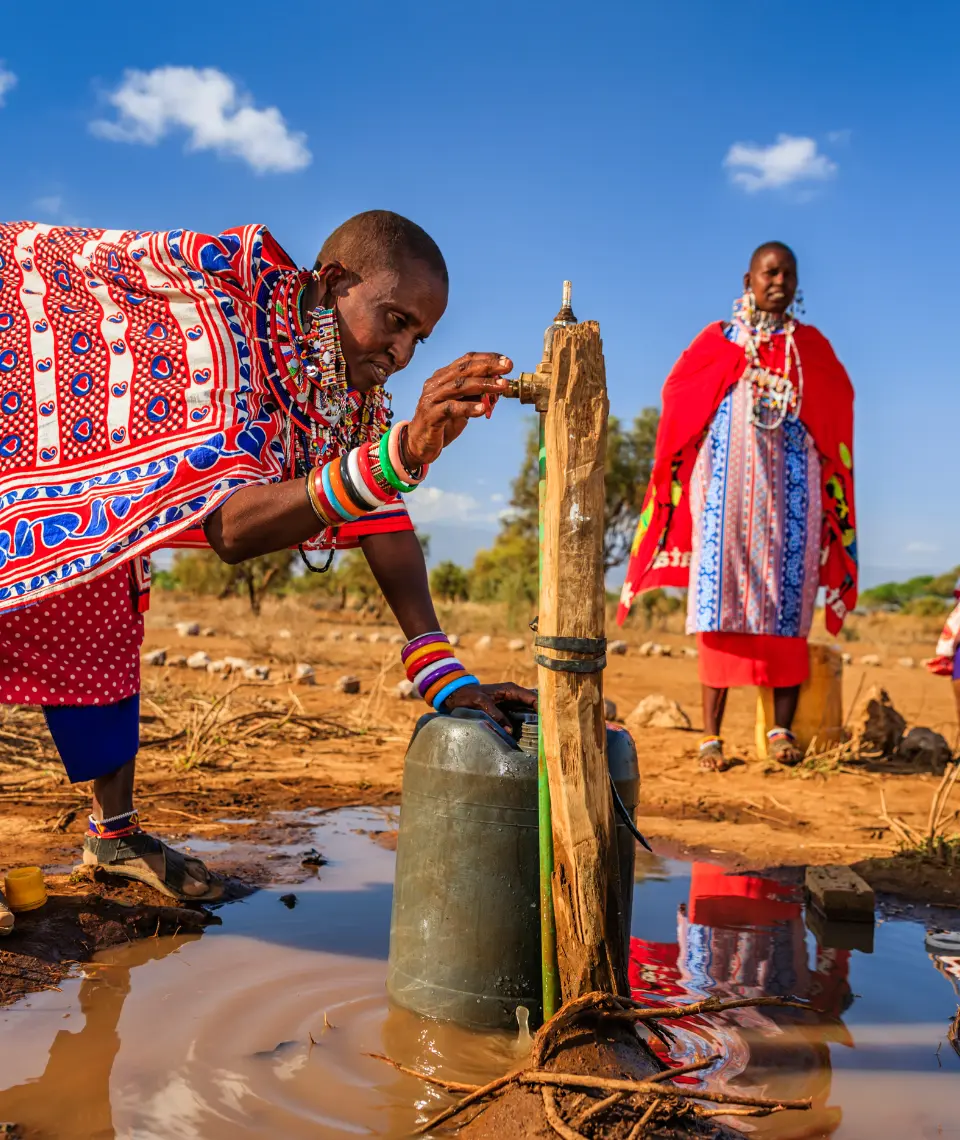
[749,241,797,272]
[316,210,448,288]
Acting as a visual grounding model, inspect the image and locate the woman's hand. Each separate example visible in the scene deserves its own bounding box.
[404,353,512,468]
[442,681,537,736]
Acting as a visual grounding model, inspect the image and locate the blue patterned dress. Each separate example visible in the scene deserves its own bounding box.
[686,323,822,645]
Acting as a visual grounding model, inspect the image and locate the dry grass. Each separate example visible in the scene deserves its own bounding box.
[879,763,960,866]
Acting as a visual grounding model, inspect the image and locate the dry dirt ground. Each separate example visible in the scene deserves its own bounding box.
[1,595,957,1005]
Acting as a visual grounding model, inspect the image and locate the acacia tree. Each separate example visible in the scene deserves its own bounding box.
[172,550,295,615]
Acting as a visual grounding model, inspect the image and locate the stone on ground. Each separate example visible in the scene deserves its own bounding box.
[243,665,270,681]
[165,654,187,668]
[326,630,343,642]
[805,864,875,921]
[369,632,385,643]
[608,640,628,656]
[507,639,526,652]
[142,648,166,667]
[841,652,853,665]
[475,635,493,650]
[336,675,361,694]
[223,656,249,671]
[682,646,699,658]
[349,632,364,642]
[897,726,953,773]
[206,660,228,675]
[395,679,417,699]
[897,656,916,668]
[390,633,405,644]
[626,694,691,730]
[851,686,906,757]
[295,663,316,685]
[175,621,200,637]
[638,641,655,656]
[859,654,882,667]
[186,651,211,670]
[201,627,217,638]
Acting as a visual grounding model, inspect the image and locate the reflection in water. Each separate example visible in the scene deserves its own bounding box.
[630,863,849,1137]
[1,815,958,1139]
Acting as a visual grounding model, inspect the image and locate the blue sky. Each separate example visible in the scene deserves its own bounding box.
[2,0,957,585]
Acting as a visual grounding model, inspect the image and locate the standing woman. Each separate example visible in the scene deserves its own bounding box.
[0,210,534,932]
[926,576,960,734]
[618,243,857,771]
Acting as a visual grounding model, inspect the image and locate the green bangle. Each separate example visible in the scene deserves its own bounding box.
[378,428,417,493]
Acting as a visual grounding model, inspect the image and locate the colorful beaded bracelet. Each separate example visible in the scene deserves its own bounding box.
[401,631,479,709]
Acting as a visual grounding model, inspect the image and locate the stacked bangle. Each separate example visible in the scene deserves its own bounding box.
[304,423,429,528]
[401,631,479,709]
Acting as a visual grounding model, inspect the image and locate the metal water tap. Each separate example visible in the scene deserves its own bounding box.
[501,280,577,413]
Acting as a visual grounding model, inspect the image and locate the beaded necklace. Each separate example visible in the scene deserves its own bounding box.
[730,291,804,431]
[253,268,392,479]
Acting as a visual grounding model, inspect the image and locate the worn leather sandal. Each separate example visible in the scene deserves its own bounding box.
[698,736,731,772]
[0,888,13,936]
[81,830,224,902]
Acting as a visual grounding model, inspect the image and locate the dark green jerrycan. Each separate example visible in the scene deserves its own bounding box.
[386,709,640,1030]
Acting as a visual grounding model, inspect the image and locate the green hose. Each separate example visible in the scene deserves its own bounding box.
[537,411,560,1020]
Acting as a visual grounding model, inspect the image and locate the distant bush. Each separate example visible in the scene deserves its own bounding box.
[430,561,470,603]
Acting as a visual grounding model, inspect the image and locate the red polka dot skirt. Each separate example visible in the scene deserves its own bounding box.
[0,565,144,706]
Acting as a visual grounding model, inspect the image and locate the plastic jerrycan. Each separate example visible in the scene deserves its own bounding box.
[386,708,640,1031]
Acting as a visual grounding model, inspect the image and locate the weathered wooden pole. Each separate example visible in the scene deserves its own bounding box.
[537,320,627,1000]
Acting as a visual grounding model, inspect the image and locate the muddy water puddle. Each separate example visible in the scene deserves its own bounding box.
[0,809,958,1139]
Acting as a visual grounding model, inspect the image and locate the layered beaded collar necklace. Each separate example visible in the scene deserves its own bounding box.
[729,291,804,431]
[253,268,392,478]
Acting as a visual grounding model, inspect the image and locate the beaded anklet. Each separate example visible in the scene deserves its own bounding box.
[401,631,479,710]
[88,810,141,840]
[305,422,429,528]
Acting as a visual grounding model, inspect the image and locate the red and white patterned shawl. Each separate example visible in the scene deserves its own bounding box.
[0,222,411,614]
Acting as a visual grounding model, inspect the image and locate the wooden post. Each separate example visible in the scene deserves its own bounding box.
[538,320,626,1000]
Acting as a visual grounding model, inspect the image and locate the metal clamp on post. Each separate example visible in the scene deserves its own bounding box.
[535,634,607,674]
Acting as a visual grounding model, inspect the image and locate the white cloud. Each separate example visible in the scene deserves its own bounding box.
[905,541,940,555]
[0,62,16,107]
[91,66,310,174]
[33,195,81,226]
[724,134,837,193]
[827,129,852,145]
[406,487,502,527]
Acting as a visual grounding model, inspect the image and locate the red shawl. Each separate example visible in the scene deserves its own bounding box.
[616,322,857,634]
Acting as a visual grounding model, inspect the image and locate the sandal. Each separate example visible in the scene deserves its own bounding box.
[80,830,224,903]
[767,727,803,767]
[0,888,13,936]
[699,736,731,772]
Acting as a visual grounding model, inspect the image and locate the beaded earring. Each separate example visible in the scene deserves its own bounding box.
[789,288,806,319]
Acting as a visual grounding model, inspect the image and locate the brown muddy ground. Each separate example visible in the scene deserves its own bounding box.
[0,596,957,1006]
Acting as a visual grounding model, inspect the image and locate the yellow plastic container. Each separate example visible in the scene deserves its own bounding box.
[3,866,47,912]
[756,643,844,759]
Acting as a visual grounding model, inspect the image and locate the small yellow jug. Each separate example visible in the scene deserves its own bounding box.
[3,866,47,912]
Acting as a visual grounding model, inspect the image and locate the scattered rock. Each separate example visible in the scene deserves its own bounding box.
[897,727,954,773]
[369,632,385,644]
[638,641,655,657]
[224,656,249,671]
[859,654,882,667]
[326,630,343,642]
[201,627,217,638]
[507,639,526,652]
[142,648,167,667]
[654,644,672,658]
[608,640,628,656]
[165,654,187,668]
[682,646,699,659]
[349,632,364,642]
[604,698,618,722]
[897,656,916,669]
[186,651,211,670]
[851,686,906,757]
[395,679,417,699]
[841,652,853,665]
[294,663,316,685]
[277,629,292,640]
[475,635,493,651]
[207,660,228,675]
[243,665,271,681]
[626,694,691,731]
[390,633,406,644]
[336,675,361,695]
[175,621,200,637]
[279,893,297,909]
[449,633,461,648]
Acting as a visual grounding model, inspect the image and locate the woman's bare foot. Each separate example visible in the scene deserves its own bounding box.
[699,736,731,772]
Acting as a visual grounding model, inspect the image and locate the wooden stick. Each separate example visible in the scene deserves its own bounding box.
[413,1071,519,1135]
[610,994,810,1022]
[362,1051,479,1093]
[626,1098,660,1139]
[647,1055,720,1082]
[542,1087,588,1140]
[521,1071,811,1110]
[573,1090,623,1127]
[539,320,625,1000]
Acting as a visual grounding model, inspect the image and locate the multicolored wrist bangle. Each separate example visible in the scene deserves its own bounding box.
[401,631,479,709]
